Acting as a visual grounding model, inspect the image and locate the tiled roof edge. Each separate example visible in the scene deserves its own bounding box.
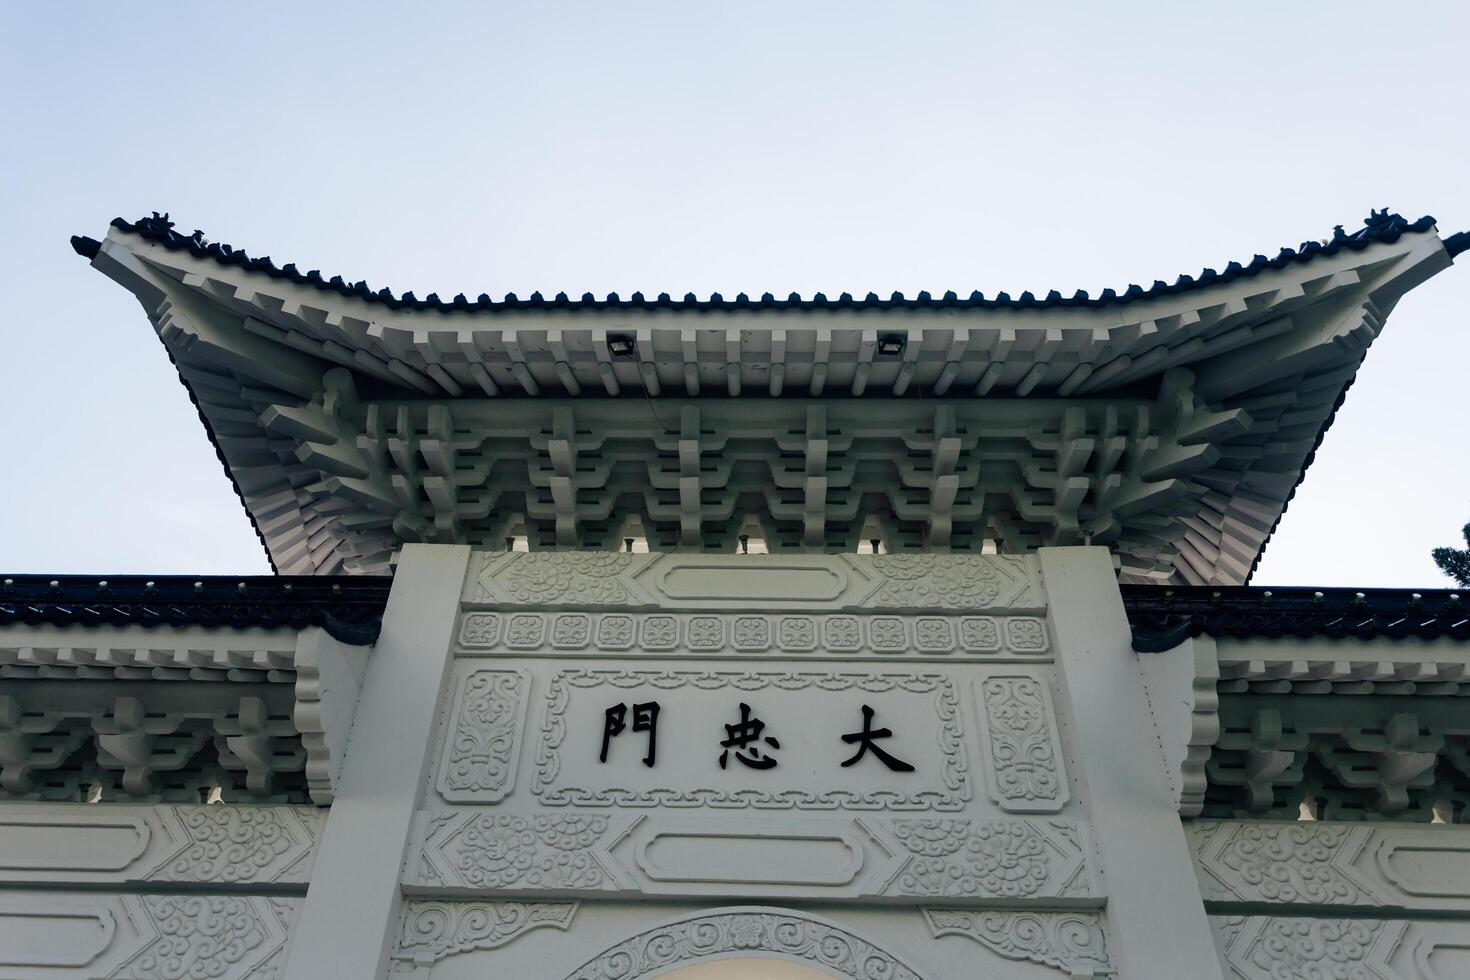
[1123,584,1469,653]
[85,209,1444,315]
[0,574,393,646]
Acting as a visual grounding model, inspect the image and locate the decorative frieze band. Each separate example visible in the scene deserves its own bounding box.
[1189,819,1470,913]
[407,810,1097,903]
[0,891,297,978]
[1209,914,1470,980]
[0,803,322,888]
[469,551,1046,613]
[457,610,1050,658]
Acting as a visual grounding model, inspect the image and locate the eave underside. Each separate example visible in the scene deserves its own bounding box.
[86,217,1456,583]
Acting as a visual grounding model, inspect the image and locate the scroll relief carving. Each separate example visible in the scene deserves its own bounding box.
[153,805,320,885]
[0,804,321,886]
[458,610,1049,657]
[473,552,637,604]
[393,901,576,967]
[924,908,1111,977]
[866,553,1034,609]
[414,812,614,890]
[438,668,532,804]
[1211,916,1407,980]
[1189,821,1377,906]
[111,895,296,980]
[565,909,926,980]
[471,550,1043,612]
[883,818,1093,899]
[532,668,970,810]
[976,673,1070,812]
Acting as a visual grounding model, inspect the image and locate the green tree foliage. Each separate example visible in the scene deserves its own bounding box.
[1433,522,1470,587]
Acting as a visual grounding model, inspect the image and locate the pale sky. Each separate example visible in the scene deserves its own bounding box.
[1,2,1466,586]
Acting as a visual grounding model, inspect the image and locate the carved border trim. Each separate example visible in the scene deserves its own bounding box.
[531,668,970,810]
[458,610,1050,659]
[563,906,928,980]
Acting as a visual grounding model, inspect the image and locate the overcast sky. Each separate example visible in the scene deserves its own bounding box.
[1,2,1466,586]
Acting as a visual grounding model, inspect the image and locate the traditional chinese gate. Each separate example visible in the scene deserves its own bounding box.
[268,545,1220,980]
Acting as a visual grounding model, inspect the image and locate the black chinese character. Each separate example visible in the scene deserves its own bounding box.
[719,702,780,770]
[600,701,660,767]
[840,704,914,772]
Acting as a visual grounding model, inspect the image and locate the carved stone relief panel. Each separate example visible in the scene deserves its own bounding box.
[390,900,576,971]
[562,907,928,980]
[1208,914,1470,980]
[0,891,296,979]
[469,551,1045,613]
[1189,820,1470,913]
[456,610,1053,659]
[923,908,1112,977]
[437,668,532,804]
[976,672,1070,813]
[531,666,970,810]
[407,810,1098,904]
[0,803,322,887]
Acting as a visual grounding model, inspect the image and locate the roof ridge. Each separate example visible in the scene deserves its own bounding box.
[74,208,1443,315]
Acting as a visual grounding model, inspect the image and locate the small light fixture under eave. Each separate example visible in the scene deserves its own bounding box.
[607,333,637,357]
[876,333,905,357]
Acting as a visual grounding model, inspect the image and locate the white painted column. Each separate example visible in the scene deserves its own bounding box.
[280,544,472,980]
[1039,546,1225,980]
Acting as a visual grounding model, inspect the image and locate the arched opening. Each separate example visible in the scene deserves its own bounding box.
[563,907,924,980]
[660,960,835,979]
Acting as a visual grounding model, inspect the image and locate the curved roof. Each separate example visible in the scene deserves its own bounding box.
[75,209,1463,583]
[73,209,1463,314]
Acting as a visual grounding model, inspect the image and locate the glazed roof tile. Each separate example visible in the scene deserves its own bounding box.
[0,574,392,645]
[1123,584,1470,652]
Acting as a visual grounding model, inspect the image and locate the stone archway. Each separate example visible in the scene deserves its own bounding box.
[562,906,927,980]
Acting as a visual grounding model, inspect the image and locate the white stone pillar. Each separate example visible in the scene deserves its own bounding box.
[280,544,472,980]
[1039,546,1225,980]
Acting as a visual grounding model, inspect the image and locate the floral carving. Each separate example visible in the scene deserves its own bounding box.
[824,616,862,651]
[978,675,1067,811]
[440,669,529,803]
[924,909,1110,976]
[914,618,955,652]
[506,614,546,648]
[959,617,1000,652]
[733,616,771,651]
[439,814,609,889]
[597,615,635,650]
[870,555,1005,609]
[891,819,1049,898]
[1005,617,1049,653]
[869,617,908,651]
[395,901,576,964]
[779,616,817,651]
[566,909,925,980]
[113,896,278,979]
[460,613,501,647]
[552,614,592,649]
[497,552,633,604]
[640,615,679,650]
[687,616,725,650]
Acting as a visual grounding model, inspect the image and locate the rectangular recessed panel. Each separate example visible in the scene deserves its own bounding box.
[657,563,848,602]
[639,831,862,885]
[0,816,148,871]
